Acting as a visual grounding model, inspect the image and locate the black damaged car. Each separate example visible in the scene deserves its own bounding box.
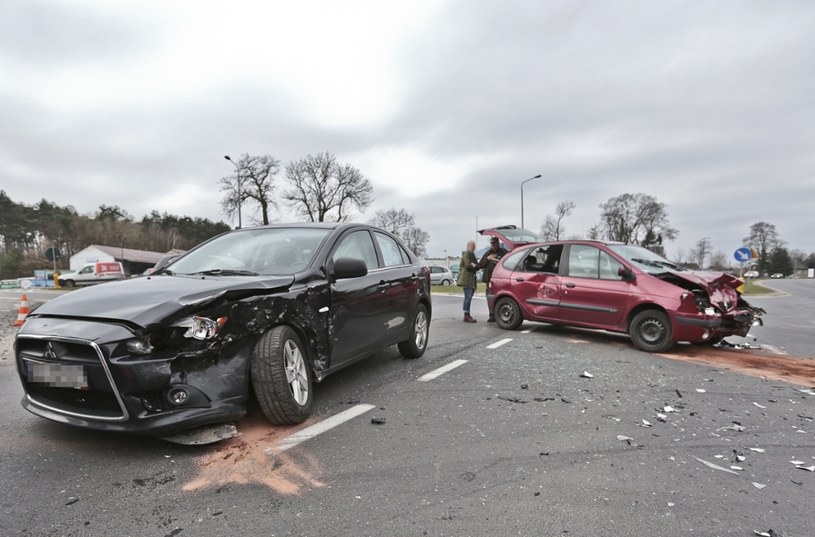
[14,223,431,438]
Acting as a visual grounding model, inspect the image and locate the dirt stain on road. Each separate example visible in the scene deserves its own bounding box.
[659,346,815,387]
[183,414,325,494]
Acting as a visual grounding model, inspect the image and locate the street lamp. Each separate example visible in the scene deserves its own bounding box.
[520,174,542,229]
[224,155,242,229]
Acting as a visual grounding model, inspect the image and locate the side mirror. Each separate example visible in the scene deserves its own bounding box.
[618,266,635,281]
[332,257,368,280]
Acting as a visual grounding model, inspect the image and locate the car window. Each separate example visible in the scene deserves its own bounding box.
[332,230,379,270]
[599,251,624,280]
[521,245,563,273]
[567,245,600,278]
[374,232,406,267]
[502,248,529,271]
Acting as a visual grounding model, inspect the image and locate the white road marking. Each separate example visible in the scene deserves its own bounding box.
[486,338,513,349]
[273,404,376,453]
[521,327,536,334]
[418,359,468,382]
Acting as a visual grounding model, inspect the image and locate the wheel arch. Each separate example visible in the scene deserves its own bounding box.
[626,303,669,332]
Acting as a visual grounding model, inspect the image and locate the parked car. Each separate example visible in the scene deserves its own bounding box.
[58,261,124,287]
[14,223,431,438]
[487,240,764,352]
[428,265,454,285]
[743,270,759,278]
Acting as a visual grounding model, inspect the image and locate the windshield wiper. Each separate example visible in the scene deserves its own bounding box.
[631,258,683,271]
[189,269,259,276]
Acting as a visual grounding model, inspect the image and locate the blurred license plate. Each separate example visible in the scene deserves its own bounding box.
[27,363,88,389]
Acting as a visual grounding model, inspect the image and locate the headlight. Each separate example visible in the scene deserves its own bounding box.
[183,316,228,340]
[126,336,154,355]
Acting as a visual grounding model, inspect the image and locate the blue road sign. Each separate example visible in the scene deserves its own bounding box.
[734,247,752,263]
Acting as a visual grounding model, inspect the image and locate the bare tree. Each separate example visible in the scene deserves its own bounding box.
[540,200,576,240]
[284,152,373,222]
[220,154,280,225]
[743,221,781,274]
[369,208,415,235]
[369,208,430,257]
[597,193,678,245]
[690,237,713,269]
[708,250,729,271]
[401,226,430,258]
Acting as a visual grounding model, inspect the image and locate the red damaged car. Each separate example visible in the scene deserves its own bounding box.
[486,240,764,352]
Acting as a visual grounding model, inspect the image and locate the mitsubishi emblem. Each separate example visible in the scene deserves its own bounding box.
[43,342,58,361]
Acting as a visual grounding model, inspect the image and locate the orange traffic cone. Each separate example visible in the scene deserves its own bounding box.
[13,293,30,327]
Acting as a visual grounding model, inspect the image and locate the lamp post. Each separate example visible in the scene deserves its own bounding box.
[224,155,242,229]
[520,174,542,229]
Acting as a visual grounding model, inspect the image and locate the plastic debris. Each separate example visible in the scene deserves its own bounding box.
[641,419,652,427]
[667,502,675,507]
[790,460,804,465]
[696,388,706,393]
[718,424,746,432]
[663,406,677,413]
[520,384,529,390]
[753,402,767,409]
[796,465,815,472]
[695,457,739,475]
[736,455,746,462]
[675,389,683,398]
[370,417,386,425]
[617,435,633,441]
[749,447,766,453]
[65,497,79,506]
[752,482,767,489]
[730,465,743,471]
[797,389,815,396]
[754,530,779,537]
[580,371,594,378]
[498,396,527,404]
[160,423,239,445]
[656,413,668,422]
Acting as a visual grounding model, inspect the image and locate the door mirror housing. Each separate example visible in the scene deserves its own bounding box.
[618,266,635,281]
[332,257,368,280]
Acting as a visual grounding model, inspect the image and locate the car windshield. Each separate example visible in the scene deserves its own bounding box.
[169,227,331,276]
[607,244,684,273]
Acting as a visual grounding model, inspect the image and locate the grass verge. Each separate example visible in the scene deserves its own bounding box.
[741,279,776,295]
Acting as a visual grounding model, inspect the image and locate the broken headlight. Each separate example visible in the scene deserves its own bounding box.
[181,316,228,340]
[126,336,155,355]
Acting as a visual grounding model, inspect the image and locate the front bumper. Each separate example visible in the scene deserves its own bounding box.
[15,317,252,435]
[672,308,757,342]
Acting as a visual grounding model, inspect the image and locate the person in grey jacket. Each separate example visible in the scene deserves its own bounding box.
[457,241,479,323]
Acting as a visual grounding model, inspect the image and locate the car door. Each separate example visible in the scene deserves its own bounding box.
[372,231,420,344]
[559,244,630,328]
[328,229,390,363]
[510,245,563,320]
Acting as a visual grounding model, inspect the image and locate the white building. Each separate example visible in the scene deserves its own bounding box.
[69,244,180,275]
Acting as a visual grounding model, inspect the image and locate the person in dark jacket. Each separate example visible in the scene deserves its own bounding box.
[478,237,508,322]
[457,241,479,322]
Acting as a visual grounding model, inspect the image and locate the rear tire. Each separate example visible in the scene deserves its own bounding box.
[251,325,313,425]
[441,279,452,286]
[398,304,429,359]
[63,280,75,288]
[629,309,673,352]
[494,297,523,330]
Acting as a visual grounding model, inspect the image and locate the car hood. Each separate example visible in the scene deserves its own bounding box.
[32,274,295,327]
[655,270,742,291]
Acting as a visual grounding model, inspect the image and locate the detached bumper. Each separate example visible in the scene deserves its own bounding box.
[671,308,758,343]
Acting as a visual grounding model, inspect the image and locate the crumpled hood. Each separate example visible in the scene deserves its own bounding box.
[31,274,295,327]
[659,270,743,292]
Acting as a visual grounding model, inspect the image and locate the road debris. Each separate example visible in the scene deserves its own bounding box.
[736,455,746,462]
[675,389,683,398]
[752,482,767,489]
[694,457,739,475]
[656,413,668,422]
[795,465,815,472]
[580,371,594,378]
[663,405,677,413]
[730,465,743,471]
[65,497,79,506]
[753,530,780,537]
[696,388,706,393]
[641,419,652,427]
[753,402,767,409]
[370,417,386,425]
[520,384,529,390]
[749,448,766,453]
[160,423,240,445]
[789,460,804,465]
[498,396,527,404]
[717,424,746,433]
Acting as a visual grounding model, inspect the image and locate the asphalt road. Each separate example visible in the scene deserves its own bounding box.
[747,278,815,357]
[1,291,814,536]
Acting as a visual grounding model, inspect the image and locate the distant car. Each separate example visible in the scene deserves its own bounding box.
[487,240,764,353]
[58,262,124,287]
[428,265,454,285]
[15,223,432,438]
[770,273,784,279]
[743,270,760,278]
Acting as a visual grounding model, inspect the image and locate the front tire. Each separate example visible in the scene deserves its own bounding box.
[62,280,75,288]
[629,309,673,352]
[494,297,523,330]
[251,325,313,425]
[398,304,429,359]
[441,279,452,286]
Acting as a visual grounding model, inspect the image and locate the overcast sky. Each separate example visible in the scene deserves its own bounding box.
[2,0,814,261]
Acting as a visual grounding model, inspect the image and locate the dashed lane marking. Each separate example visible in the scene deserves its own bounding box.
[417,359,469,382]
[486,338,513,349]
[272,404,376,453]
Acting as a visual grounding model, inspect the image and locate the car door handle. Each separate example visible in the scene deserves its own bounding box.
[515,277,525,282]
[378,280,391,290]
[565,282,576,288]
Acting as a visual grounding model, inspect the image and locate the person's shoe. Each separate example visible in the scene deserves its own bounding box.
[463,313,477,323]
[487,316,496,323]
